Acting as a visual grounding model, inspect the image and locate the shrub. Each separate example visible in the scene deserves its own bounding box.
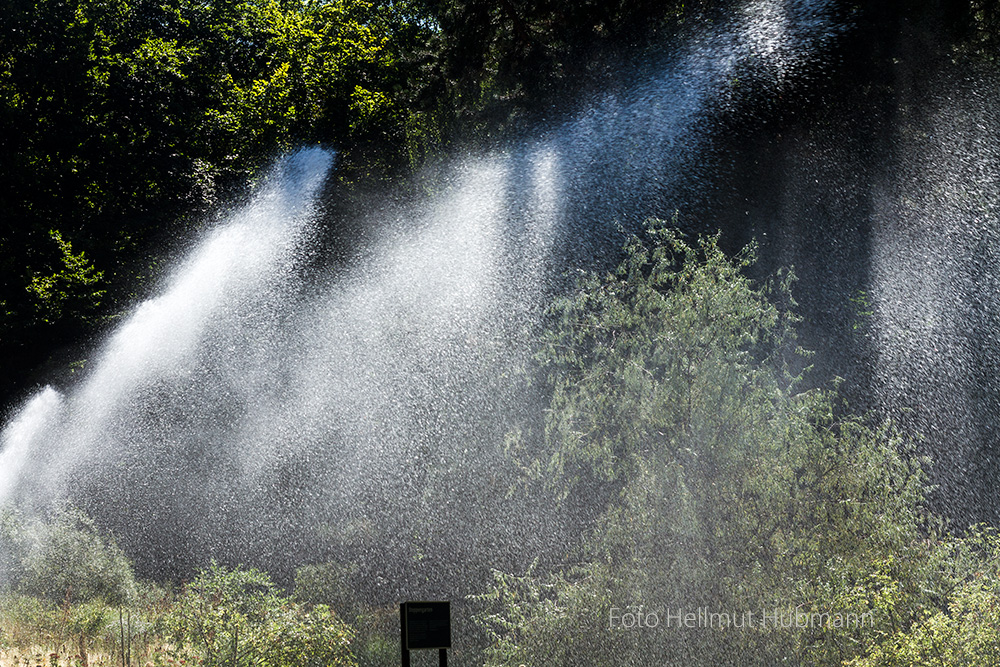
[845,528,1000,666]
[164,562,356,667]
[11,505,137,606]
[292,561,360,618]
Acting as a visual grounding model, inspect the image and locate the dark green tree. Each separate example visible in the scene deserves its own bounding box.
[406,0,704,145]
[0,0,433,404]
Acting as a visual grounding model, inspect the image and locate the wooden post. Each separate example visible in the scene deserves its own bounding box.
[400,603,410,667]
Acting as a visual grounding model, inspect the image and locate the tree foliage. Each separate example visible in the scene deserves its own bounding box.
[478,224,988,665]
[406,0,704,145]
[25,230,106,326]
[0,0,434,402]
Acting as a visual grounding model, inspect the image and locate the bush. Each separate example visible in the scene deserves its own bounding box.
[845,528,1000,666]
[0,594,61,650]
[258,603,357,667]
[292,561,360,618]
[8,505,137,606]
[163,562,356,667]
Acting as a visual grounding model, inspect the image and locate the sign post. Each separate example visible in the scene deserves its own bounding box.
[401,601,451,667]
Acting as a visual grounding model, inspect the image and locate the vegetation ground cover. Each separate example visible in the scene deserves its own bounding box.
[3,227,1000,665]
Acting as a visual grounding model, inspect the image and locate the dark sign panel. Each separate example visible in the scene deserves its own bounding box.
[404,601,451,650]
